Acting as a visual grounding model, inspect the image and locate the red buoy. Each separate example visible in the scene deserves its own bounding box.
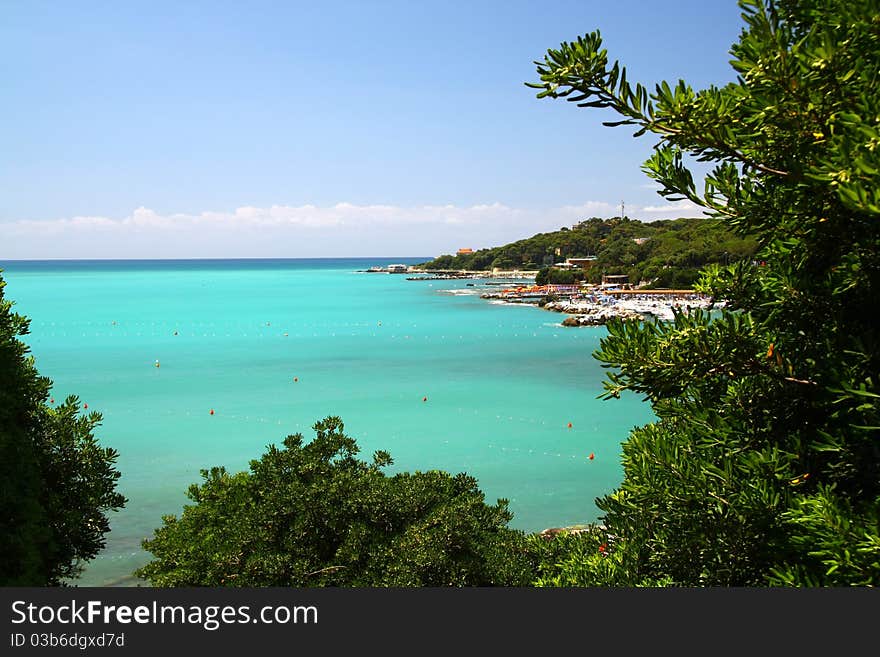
[588,452,595,460]
[209,409,215,416]
[50,398,54,404]
[422,396,427,402]
[83,403,88,409]
[567,422,572,429]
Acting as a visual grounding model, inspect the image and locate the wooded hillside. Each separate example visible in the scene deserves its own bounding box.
[418,216,758,288]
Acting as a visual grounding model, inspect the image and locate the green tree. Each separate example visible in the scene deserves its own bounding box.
[0,272,126,586]
[529,0,880,586]
[136,416,534,586]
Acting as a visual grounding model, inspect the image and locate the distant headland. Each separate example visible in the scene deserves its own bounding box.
[369,215,748,325]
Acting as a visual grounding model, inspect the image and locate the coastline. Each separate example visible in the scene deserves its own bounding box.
[403,264,720,325]
[544,293,722,325]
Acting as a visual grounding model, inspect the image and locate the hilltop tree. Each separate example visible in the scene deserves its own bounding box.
[136,416,535,586]
[0,272,126,585]
[529,0,880,585]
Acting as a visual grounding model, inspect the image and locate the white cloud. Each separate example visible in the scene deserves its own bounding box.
[641,199,701,214]
[2,199,705,259]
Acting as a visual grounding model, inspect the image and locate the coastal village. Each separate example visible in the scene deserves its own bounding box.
[365,255,720,326]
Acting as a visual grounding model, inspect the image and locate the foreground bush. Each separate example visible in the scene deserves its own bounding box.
[0,272,125,586]
[136,417,535,586]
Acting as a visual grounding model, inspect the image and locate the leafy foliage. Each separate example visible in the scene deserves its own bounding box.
[528,527,674,587]
[136,417,535,586]
[0,272,126,585]
[528,0,880,586]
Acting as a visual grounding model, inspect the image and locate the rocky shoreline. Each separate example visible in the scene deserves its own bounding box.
[478,287,720,326]
[554,305,643,326]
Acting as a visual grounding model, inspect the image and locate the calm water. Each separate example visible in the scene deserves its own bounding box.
[0,258,654,586]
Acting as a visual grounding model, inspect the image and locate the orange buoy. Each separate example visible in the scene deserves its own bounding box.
[209,409,215,415]
[588,452,595,460]
[567,422,572,429]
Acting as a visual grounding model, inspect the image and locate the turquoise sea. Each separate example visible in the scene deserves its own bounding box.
[0,258,654,586]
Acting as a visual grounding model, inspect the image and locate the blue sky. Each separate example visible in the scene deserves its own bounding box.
[2,0,744,259]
